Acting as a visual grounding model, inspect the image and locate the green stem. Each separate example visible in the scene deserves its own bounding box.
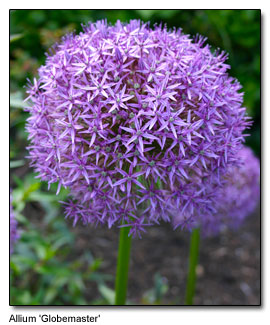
[185,227,200,305]
[115,225,132,305]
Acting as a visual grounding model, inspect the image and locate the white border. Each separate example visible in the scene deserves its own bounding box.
[3,3,269,325]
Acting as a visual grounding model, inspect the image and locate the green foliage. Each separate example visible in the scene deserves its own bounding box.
[142,273,169,305]
[10,175,110,305]
[10,34,24,43]
[10,92,26,109]
[97,284,116,305]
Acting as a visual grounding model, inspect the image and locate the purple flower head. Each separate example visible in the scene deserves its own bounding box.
[10,192,19,254]
[173,147,260,236]
[25,20,251,236]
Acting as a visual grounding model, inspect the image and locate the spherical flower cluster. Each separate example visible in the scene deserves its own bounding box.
[174,147,259,236]
[10,192,19,254]
[25,20,251,236]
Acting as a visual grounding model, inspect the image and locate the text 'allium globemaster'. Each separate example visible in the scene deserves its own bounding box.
[25,20,252,236]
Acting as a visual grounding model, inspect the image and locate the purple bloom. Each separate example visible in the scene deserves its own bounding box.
[10,192,19,254]
[173,147,260,235]
[25,20,251,236]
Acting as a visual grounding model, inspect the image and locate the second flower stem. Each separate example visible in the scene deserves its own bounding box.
[115,225,132,305]
[185,227,200,305]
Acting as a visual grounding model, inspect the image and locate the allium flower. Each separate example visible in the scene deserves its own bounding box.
[10,192,19,254]
[25,20,252,236]
[173,147,260,236]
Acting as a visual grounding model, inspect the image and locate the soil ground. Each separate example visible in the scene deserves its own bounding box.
[71,206,261,305]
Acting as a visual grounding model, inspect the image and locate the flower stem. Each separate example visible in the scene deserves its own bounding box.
[115,225,132,305]
[185,227,200,305]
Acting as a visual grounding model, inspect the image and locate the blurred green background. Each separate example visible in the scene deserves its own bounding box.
[10,9,260,305]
